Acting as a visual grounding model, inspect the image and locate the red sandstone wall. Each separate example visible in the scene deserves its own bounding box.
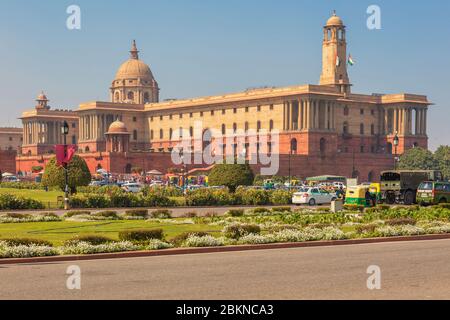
[0,150,17,174]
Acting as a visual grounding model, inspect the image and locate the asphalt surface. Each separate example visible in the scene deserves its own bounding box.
[1,239,450,300]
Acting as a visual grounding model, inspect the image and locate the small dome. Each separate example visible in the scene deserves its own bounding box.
[107,120,129,134]
[326,12,344,26]
[36,91,48,101]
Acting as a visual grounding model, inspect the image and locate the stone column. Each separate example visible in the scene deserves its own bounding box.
[289,101,294,130]
[298,100,303,130]
[423,108,427,135]
[315,101,320,129]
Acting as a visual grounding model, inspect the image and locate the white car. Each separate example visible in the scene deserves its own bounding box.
[122,183,143,193]
[292,187,337,206]
[333,182,346,189]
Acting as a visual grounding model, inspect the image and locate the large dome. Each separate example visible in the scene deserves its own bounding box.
[107,120,129,134]
[115,59,154,80]
[114,40,154,81]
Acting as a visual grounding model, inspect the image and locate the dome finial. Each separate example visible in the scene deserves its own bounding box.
[333,10,337,16]
[130,40,139,60]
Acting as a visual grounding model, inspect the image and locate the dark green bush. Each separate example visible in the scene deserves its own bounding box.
[226,209,245,217]
[124,209,148,218]
[38,212,59,218]
[439,203,450,209]
[169,232,210,246]
[208,164,254,192]
[344,204,365,212]
[64,235,114,246]
[223,223,261,239]
[149,209,172,219]
[0,194,44,210]
[1,238,53,247]
[41,155,91,192]
[204,211,218,217]
[252,207,270,214]
[185,188,236,206]
[93,211,119,219]
[119,229,164,242]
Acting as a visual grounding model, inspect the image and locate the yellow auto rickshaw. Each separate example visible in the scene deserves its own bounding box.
[369,183,382,204]
[345,185,371,207]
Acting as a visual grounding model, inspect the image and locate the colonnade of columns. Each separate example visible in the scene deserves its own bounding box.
[79,114,119,142]
[23,120,74,145]
[283,99,337,131]
[383,107,427,136]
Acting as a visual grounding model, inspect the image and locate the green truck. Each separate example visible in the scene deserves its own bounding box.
[380,170,444,205]
[416,181,450,205]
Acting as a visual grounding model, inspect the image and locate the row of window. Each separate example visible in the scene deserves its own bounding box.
[343,122,377,135]
[150,121,275,140]
[343,106,377,116]
[150,105,274,122]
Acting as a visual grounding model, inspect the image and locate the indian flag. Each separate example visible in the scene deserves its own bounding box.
[348,54,355,66]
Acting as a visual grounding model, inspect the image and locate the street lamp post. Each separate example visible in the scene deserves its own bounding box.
[393,132,399,170]
[62,121,70,210]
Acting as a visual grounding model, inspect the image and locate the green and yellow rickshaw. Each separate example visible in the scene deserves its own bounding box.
[345,185,371,207]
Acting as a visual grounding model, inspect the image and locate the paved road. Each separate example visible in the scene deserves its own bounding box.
[1,239,450,300]
[3,205,312,217]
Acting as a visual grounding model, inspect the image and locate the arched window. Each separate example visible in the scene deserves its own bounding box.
[203,129,212,151]
[150,130,154,140]
[257,121,261,132]
[290,138,298,154]
[169,128,173,139]
[360,123,365,135]
[320,138,326,154]
[115,92,120,102]
[143,92,150,103]
[127,91,134,101]
[233,123,237,133]
[221,124,226,135]
[269,120,274,132]
[245,122,249,133]
[133,130,138,140]
[85,146,90,152]
[159,129,163,139]
[343,121,349,134]
[189,127,194,137]
[344,106,349,116]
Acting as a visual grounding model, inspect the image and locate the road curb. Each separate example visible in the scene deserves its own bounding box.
[2,233,450,265]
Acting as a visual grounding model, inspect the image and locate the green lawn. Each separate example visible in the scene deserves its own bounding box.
[0,188,64,204]
[0,220,222,246]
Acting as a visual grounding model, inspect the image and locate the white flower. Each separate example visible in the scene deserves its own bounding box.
[59,241,139,255]
[143,240,173,250]
[238,234,276,245]
[0,242,57,258]
[183,235,224,247]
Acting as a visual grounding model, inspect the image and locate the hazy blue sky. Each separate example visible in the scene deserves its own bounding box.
[0,0,448,149]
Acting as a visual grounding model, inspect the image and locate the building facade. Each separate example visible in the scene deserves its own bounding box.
[13,13,431,181]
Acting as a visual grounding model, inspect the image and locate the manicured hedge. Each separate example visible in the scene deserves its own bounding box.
[0,194,44,210]
[118,229,164,242]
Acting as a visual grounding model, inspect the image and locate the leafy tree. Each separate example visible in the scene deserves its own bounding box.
[42,155,91,193]
[209,164,254,192]
[434,146,450,179]
[398,147,439,171]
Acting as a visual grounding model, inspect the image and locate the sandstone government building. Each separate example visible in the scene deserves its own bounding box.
[0,13,431,182]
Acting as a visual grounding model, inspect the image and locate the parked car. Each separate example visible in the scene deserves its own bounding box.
[292,187,337,206]
[89,180,107,187]
[333,182,346,190]
[122,183,143,193]
[417,181,450,206]
[3,176,20,183]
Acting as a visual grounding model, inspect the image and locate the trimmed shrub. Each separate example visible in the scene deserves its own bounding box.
[124,209,148,218]
[118,229,164,242]
[93,211,119,219]
[204,211,218,217]
[149,209,172,219]
[182,211,198,218]
[271,206,292,213]
[223,223,261,239]
[270,190,292,205]
[85,194,110,208]
[64,235,114,246]
[41,155,91,192]
[226,209,245,217]
[386,217,417,226]
[208,164,254,192]
[142,192,174,207]
[185,188,236,206]
[0,194,44,210]
[252,207,270,214]
[64,210,91,218]
[1,238,53,247]
[235,188,270,205]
